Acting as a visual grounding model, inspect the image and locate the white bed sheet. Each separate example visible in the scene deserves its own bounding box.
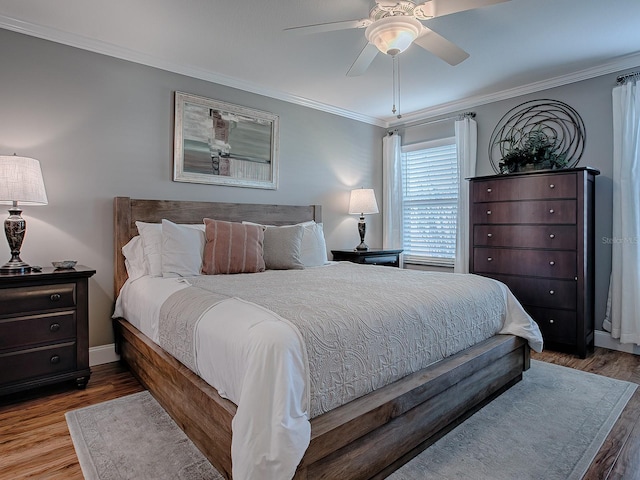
[114,275,311,479]
[113,276,188,343]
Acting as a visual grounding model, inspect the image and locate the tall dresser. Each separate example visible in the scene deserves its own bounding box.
[469,167,599,358]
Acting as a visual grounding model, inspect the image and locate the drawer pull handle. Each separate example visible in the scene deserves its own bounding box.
[486,210,492,215]
[549,290,555,295]
[549,234,555,239]
[50,355,60,364]
[549,184,555,189]
[549,209,555,214]
[549,319,555,324]
[50,323,60,332]
[487,233,493,238]
[487,188,492,193]
[50,293,61,302]
[487,257,493,262]
[549,261,555,266]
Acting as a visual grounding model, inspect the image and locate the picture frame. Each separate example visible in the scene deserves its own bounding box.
[173,91,279,189]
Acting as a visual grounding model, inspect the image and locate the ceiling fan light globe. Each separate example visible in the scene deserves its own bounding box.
[365,16,422,55]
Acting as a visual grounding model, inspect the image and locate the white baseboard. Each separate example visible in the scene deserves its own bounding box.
[89,343,120,366]
[594,330,640,355]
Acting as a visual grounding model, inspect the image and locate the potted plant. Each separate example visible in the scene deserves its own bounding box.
[498,129,569,174]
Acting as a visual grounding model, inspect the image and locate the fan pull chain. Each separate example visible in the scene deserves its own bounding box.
[392,55,402,119]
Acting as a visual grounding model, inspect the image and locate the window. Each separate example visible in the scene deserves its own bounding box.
[401,138,458,266]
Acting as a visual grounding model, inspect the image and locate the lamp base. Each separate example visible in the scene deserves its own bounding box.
[354,215,369,251]
[1,204,31,275]
[0,258,31,274]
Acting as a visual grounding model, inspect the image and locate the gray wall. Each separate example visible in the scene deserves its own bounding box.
[400,72,631,332]
[0,29,385,347]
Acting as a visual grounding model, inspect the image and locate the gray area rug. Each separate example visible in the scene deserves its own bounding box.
[66,360,636,480]
[66,390,222,480]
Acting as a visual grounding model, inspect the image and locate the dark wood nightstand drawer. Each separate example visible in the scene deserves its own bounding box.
[473,248,576,279]
[473,225,577,249]
[362,255,399,265]
[331,249,403,268]
[472,174,576,202]
[0,283,76,316]
[0,342,76,384]
[0,311,76,350]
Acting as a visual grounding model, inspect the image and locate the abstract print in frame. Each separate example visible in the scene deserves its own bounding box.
[173,91,279,189]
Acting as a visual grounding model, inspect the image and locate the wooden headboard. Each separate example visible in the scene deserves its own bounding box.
[113,197,322,297]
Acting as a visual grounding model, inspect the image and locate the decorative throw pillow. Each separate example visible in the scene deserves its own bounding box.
[262,224,305,270]
[161,219,206,278]
[202,219,265,275]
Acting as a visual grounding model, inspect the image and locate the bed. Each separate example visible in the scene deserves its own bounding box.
[112,196,542,480]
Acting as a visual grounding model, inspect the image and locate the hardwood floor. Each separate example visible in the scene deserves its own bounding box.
[0,362,144,480]
[0,348,639,479]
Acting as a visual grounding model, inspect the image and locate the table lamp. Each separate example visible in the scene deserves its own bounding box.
[0,155,48,274]
[348,188,379,251]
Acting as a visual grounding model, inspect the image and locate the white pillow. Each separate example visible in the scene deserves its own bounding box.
[161,219,206,277]
[299,221,328,267]
[135,221,163,277]
[121,235,147,280]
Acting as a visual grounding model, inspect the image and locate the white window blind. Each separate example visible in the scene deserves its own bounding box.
[401,138,458,266]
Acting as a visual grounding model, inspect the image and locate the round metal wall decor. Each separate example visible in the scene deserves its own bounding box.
[489,99,586,174]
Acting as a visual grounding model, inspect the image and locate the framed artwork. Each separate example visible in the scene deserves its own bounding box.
[173,91,279,189]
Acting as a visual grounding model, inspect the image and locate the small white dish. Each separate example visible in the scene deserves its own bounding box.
[52,260,77,269]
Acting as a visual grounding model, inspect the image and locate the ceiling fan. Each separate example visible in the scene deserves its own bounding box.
[285,0,510,76]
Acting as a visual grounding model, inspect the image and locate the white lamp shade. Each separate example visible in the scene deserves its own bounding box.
[365,16,422,56]
[349,188,379,215]
[0,155,48,205]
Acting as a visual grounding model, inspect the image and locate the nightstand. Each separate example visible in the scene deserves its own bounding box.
[331,249,403,267]
[0,266,96,396]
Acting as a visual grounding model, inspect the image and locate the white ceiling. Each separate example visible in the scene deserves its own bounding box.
[2,0,640,127]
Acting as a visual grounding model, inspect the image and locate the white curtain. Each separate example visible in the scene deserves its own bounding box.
[454,117,478,273]
[382,132,403,250]
[603,80,640,345]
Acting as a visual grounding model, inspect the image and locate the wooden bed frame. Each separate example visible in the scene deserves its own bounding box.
[112,196,530,479]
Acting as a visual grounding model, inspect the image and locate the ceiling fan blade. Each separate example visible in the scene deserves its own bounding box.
[413,28,469,65]
[346,43,379,77]
[284,19,369,35]
[428,0,510,18]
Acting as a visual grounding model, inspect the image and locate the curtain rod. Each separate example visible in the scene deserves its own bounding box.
[388,112,475,134]
[616,71,640,84]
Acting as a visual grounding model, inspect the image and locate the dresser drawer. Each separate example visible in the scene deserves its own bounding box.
[472,200,576,224]
[485,274,576,309]
[525,306,576,345]
[473,225,577,249]
[0,342,76,384]
[474,248,576,279]
[0,311,76,350]
[472,173,576,202]
[0,283,76,316]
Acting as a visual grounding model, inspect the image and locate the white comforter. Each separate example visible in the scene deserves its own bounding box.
[114,264,543,480]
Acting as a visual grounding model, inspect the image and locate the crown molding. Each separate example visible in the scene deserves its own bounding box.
[0,15,388,128]
[387,51,640,127]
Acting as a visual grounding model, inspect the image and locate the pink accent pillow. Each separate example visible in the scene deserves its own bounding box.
[202,219,265,274]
